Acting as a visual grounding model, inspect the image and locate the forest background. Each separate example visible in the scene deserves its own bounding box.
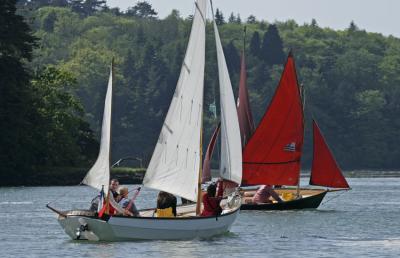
[1,0,399,185]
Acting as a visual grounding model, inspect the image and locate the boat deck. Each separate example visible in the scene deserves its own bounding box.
[241,188,326,204]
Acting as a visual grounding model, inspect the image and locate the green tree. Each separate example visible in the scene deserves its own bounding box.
[223,40,240,82]
[261,24,285,66]
[126,1,157,19]
[70,0,106,17]
[0,0,37,179]
[247,15,256,24]
[228,12,235,23]
[249,31,261,57]
[215,8,225,25]
[31,66,98,167]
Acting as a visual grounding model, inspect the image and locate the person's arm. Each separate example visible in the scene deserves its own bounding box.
[109,196,127,214]
[267,188,283,203]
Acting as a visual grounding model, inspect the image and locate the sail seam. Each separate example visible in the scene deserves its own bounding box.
[243,159,300,165]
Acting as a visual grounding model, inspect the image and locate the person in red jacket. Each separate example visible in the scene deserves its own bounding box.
[201,180,224,217]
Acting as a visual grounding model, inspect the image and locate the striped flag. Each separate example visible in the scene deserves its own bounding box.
[284,142,296,152]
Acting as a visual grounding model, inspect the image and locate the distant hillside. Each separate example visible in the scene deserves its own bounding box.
[26,5,400,170]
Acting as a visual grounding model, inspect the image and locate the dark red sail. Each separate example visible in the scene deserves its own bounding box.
[202,123,221,183]
[310,120,350,188]
[242,53,304,186]
[237,52,255,147]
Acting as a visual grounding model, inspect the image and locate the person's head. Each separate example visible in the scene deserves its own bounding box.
[207,183,217,197]
[110,179,119,192]
[118,186,129,197]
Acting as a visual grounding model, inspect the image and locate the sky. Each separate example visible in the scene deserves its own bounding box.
[107,0,400,37]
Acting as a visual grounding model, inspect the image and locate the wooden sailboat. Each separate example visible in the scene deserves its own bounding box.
[49,0,243,241]
[237,52,350,210]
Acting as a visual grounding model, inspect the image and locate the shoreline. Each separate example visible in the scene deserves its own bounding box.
[1,169,399,187]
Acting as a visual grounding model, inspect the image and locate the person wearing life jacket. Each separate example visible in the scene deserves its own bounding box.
[155,191,177,217]
[201,179,224,217]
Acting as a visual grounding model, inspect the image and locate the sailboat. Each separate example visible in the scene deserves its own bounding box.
[239,52,350,210]
[48,0,243,241]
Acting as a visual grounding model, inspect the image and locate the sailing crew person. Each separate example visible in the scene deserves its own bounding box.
[155,191,177,217]
[117,187,140,217]
[251,185,283,204]
[201,179,224,217]
[95,179,122,216]
[89,178,120,211]
[109,178,120,200]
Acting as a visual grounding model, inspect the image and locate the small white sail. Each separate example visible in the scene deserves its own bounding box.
[82,66,113,193]
[143,0,207,201]
[212,20,243,184]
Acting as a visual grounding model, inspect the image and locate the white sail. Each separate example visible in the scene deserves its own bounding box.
[212,20,243,184]
[143,0,207,202]
[82,66,113,193]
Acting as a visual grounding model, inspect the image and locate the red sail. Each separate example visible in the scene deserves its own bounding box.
[310,120,350,188]
[237,52,255,147]
[202,123,221,183]
[242,53,304,186]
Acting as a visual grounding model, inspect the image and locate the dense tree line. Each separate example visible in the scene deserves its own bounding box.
[2,0,400,185]
[1,0,97,185]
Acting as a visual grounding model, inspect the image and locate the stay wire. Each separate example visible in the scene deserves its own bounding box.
[320,190,347,207]
[47,182,83,206]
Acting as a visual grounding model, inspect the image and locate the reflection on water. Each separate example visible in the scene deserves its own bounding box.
[0,177,400,257]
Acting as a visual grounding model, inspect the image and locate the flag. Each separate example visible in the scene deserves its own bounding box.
[97,186,105,213]
[284,142,296,152]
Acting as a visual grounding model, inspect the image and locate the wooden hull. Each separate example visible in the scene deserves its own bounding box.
[240,188,327,210]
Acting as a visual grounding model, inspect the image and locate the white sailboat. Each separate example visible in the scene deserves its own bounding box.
[49,0,243,241]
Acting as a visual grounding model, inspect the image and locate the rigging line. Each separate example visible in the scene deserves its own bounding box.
[47,182,83,206]
[320,190,347,207]
[209,0,215,21]
[195,2,206,24]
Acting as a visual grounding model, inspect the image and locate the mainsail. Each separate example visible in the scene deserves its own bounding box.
[82,65,113,193]
[213,19,243,184]
[202,123,221,183]
[310,120,350,188]
[143,0,206,201]
[237,52,255,147]
[242,53,304,186]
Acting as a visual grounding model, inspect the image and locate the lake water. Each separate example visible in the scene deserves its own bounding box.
[1,177,399,257]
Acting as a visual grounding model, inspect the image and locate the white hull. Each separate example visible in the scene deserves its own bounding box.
[57,205,240,241]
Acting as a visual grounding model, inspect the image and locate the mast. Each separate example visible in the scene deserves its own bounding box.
[196,118,204,215]
[110,58,114,168]
[106,59,115,214]
[296,82,306,197]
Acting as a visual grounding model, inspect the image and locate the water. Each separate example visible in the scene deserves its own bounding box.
[1,177,399,257]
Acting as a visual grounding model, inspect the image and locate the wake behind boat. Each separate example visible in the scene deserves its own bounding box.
[48,0,243,241]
